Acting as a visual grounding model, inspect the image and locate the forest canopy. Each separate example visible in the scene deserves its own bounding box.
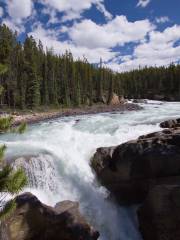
[0,24,180,109]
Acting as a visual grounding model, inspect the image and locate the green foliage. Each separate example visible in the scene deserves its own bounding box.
[5,168,27,194]
[0,63,8,75]
[17,122,27,134]
[0,116,13,133]
[0,23,180,109]
[0,115,27,220]
[0,199,16,220]
[0,85,4,96]
[0,165,13,191]
[0,144,6,161]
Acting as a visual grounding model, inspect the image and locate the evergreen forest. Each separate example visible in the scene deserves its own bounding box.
[0,24,180,110]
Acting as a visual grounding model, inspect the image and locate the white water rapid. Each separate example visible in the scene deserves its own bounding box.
[1,100,180,240]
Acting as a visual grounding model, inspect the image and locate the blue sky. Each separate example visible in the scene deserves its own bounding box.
[0,0,180,72]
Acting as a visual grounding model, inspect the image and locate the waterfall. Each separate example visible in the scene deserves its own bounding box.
[13,154,59,193]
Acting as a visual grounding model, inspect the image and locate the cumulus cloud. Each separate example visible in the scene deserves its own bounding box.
[117,25,180,72]
[68,16,154,49]
[2,18,25,33]
[29,23,116,63]
[40,0,112,22]
[0,0,180,72]
[0,6,4,18]
[6,0,33,22]
[155,16,170,24]
[95,2,113,20]
[42,7,59,25]
[137,0,151,8]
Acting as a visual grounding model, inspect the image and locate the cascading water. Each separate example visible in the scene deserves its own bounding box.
[1,100,180,240]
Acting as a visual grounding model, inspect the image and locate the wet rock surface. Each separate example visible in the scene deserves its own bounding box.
[91,128,180,204]
[138,185,180,240]
[160,118,180,128]
[0,193,99,240]
[91,121,180,240]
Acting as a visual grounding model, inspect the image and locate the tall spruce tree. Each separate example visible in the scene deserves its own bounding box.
[24,36,40,108]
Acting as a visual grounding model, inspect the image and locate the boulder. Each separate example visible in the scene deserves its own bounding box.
[160,118,180,128]
[0,193,99,240]
[133,99,148,104]
[91,128,180,204]
[108,93,120,105]
[138,185,180,240]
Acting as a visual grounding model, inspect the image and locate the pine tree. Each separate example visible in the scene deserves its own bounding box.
[107,72,114,105]
[0,107,27,219]
[24,36,40,108]
[1,23,180,109]
[96,58,103,103]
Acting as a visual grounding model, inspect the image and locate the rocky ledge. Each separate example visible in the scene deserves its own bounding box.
[91,127,180,204]
[160,118,180,128]
[91,117,180,240]
[0,193,99,240]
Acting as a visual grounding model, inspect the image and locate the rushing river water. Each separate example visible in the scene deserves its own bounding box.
[1,100,180,240]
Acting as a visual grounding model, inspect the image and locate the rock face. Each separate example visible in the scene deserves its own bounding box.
[160,118,180,128]
[109,93,120,105]
[138,185,180,240]
[0,193,99,240]
[91,128,180,204]
[108,93,127,105]
[133,99,148,104]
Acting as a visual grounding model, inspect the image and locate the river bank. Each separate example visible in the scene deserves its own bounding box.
[9,103,141,125]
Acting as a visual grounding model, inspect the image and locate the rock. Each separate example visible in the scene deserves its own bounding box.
[138,185,180,240]
[0,193,99,240]
[108,93,120,105]
[160,118,180,128]
[91,128,180,204]
[91,147,116,174]
[133,99,148,104]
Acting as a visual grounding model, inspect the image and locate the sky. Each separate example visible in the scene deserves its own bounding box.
[0,0,180,72]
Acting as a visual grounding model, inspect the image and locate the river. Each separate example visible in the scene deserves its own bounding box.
[0,100,180,240]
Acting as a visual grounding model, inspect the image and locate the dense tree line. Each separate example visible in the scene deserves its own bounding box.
[116,65,180,100]
[0,24,180,110]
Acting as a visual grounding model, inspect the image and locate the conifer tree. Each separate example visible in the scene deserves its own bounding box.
[1,23,180,109]
[0,123,27,219]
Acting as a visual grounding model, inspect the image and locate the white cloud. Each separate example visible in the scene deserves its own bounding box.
[0,6,4,18]
[150,25,180,44]
[68,16,154,49]
[117,25,180,72]
[137,0,151,8]
[29,24,116,63]
[40,0,112,22]
[155,16,170,24]
[6,0,33,22]
[1,0,180,72]
[96,2,113,20]
[42,8,59,25]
